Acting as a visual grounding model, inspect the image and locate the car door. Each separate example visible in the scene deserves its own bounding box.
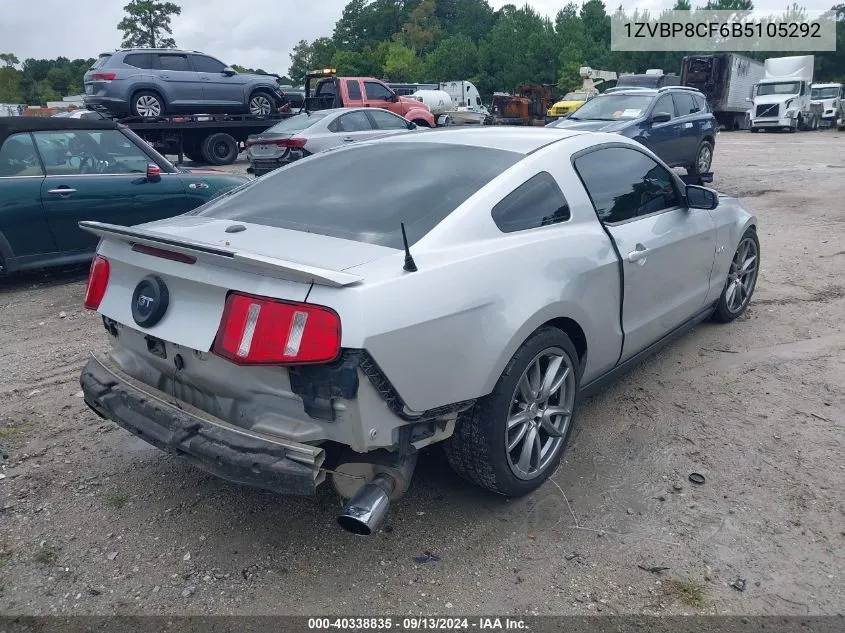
[363,80,400,114]
[321,110,378,151]
[646,94,681,166]
[190,54,245,109]
[155,52,204,107]
[574,145,718,361]
[0,132,58,264]
[365,108,413,138]
[33,129,192,253]
[671,91,700,160]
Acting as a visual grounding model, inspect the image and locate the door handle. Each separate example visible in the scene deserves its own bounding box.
[188,182,209,189]
[342,137,355,142]
[48,188,77,195]
[627,244,649,263]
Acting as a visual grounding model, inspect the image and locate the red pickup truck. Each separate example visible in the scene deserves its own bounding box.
[305,69,437,128]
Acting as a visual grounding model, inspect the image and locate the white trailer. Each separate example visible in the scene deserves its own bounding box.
[750,55,819,132]
[681,54,765,130]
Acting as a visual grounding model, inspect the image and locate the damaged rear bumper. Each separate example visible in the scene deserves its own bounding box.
[80,354,325,495]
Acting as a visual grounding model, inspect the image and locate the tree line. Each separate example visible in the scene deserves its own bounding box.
[2,0,844,106]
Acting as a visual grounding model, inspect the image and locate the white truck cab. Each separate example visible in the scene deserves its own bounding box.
[810,82,842,127]
[750,55,816,132]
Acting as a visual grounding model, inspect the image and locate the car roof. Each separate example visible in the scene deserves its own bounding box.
[375,126,586,154]
[0,116,119,145]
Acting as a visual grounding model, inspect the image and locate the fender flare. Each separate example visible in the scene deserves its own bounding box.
[405,107,436,127]
[129,84,168,107]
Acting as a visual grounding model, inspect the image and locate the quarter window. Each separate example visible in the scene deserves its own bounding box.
[123,53,155,69]
[492,172,570,233]
[364,81,394,101]
[33,130,151,176]
[574,147,680,224]
[157,54,191,72]
[346,80,362,100]
[0,133,44,177]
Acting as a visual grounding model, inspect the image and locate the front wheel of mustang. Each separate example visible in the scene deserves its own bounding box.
[712,228,760,323]
[444,327,580,496]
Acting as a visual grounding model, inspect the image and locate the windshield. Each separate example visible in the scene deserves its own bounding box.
[190,142,521,248]
[562,92,589,101]
[264,112,327,134]
[811,87,840,99]
[565,94,653,121]
[757,82,800,96]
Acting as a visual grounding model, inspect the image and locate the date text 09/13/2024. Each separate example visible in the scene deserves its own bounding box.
[307,617,528,631]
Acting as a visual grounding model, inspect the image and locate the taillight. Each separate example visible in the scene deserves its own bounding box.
[91,72,116,81]
[83,256,110,310]
[244,138,306,149]
[213,292,341,365]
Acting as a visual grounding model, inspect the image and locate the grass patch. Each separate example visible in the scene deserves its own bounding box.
[0,418,37,439]
[34,542,58,566]
[103,486,129,509]
[669,579,707,607]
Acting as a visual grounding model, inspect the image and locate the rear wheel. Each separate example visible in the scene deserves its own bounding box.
[689,140,713,175]
[444,327,580,496]
[712,228,760,323]
[201,133,239,165]
[131,91,165,117]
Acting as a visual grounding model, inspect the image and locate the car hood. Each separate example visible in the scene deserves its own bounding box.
[552,118,633,132]
[754,94,797,105]
[134,216,397,271]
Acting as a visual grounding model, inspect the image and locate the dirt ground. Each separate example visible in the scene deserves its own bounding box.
[0,131,843,617]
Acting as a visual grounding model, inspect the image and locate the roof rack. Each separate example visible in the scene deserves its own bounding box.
[657,85,704,94]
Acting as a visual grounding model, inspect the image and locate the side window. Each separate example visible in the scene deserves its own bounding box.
[364,81,394,101]
[337,111,373,132]
[476,96,483,106]
[653,95,674,120]
[0,133,44,177]
[157,54,191,72]
[123,53,154,69]
[673,92,696,116]
[491,172,571,233]
[33,130,151,176]
[190,55,226,73]
[574,147,680,224]
[346,80,362,100]
[367,109,409,130]
[693,94,707,112]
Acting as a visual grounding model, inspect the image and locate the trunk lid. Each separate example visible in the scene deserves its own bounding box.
[84,218,396,351]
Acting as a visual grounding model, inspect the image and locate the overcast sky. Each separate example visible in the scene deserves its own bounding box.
[0,0,831,76]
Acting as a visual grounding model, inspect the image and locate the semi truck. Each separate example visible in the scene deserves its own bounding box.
[810,83,843,127]
[680,53,765,130]
[749,55,820,133]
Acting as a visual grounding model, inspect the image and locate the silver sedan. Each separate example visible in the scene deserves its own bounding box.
[245,107,420,176]
[79,128,759,535]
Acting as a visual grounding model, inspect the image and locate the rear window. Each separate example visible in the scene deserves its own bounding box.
[91,55,112,69]
[264,112,327,133]
[192,142,521,248]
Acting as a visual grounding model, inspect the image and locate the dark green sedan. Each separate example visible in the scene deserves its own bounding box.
[0,116,249,275]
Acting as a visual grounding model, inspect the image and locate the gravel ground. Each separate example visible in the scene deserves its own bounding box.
[0,131,843,617]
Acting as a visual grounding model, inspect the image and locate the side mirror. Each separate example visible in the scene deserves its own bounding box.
[146,162,162,182]
[651,111,672,124]
[685,184,718,210]
[407,121,417,130]
[222,67,237,76]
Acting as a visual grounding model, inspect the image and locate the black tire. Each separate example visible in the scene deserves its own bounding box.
[689,140,714,175]
[201,133,239,166]
[444,326,581,497]
[750,126,759,133]
[131,90,165,117]
[248,90,276,116]
[712,228,760,323]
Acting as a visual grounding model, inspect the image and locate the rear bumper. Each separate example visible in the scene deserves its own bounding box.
[84,96,130,114]
[80,354,325,495]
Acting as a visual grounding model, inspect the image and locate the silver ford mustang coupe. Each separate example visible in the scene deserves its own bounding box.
[78,127,759,535]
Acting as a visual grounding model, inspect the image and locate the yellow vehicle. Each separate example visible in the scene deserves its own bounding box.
[546,67,617,123]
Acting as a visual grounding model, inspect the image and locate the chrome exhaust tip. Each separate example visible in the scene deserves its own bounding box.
[337,474,395,536]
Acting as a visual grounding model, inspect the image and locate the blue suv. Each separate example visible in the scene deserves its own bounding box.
[547,87,717,174]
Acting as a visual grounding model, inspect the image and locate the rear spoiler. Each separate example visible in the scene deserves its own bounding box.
[679,172,713,186]
[78,221,363,288]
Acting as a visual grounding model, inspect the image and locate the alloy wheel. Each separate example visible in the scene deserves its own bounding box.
[697,144,712,173]
[136,95,161,117]
[725,236,758,314]
[250,95,273,116]
[505,347,576,480]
